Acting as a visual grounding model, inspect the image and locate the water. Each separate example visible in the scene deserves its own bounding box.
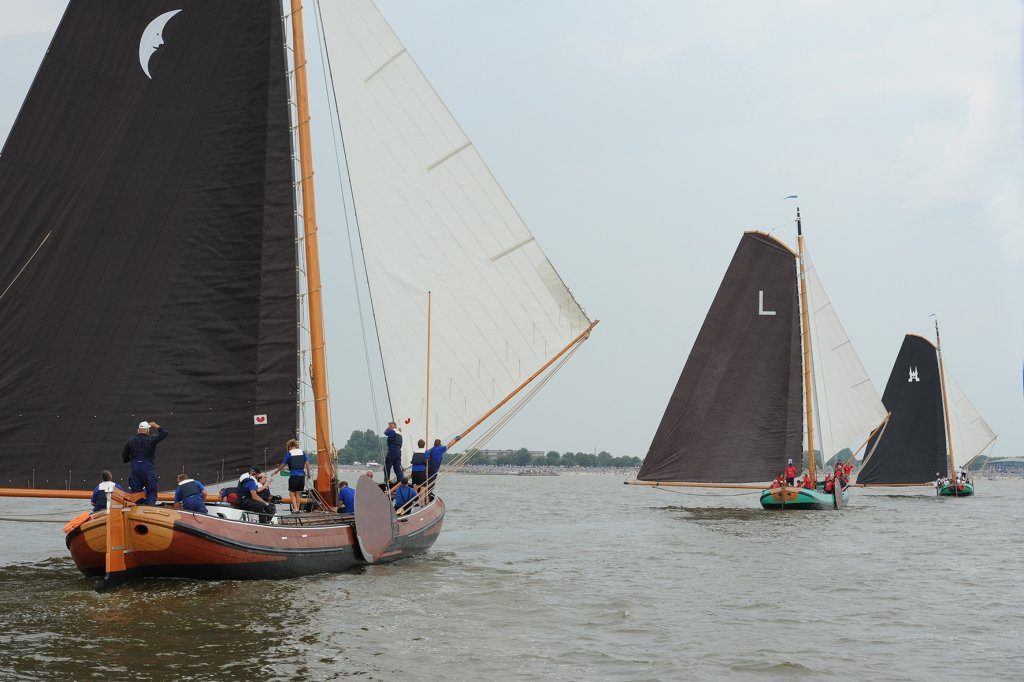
[0,472,1022,680]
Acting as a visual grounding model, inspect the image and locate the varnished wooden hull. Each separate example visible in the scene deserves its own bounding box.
[65,498,444,581]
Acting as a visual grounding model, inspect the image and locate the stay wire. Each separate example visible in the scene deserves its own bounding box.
[314,0,394,448]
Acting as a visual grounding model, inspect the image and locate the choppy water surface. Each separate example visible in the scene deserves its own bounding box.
[0,472,1021,680]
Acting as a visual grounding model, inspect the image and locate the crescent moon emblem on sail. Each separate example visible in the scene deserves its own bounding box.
[138,9,183,79]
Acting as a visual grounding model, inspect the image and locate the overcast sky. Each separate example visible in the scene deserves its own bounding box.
[1,1,1021,458]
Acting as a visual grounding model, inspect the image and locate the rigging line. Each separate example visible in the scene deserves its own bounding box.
[0,83,147,307]
[315,0,393,434]
[0,231,52,304]
[435,343,579,483]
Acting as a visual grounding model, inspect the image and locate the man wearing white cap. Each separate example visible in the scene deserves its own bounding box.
[120,420,168,505]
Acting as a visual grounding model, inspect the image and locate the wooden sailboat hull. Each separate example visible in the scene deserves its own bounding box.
[759,485,848,510]
[938,482,974,497]
[65,498,444,581]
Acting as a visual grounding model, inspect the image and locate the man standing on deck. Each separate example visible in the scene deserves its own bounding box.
[383,421,404,485]
[784,459,797,486]
[121,420,168,505]
[426,438,448,496]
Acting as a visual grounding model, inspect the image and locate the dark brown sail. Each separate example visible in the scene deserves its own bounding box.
[638,232,803,483]
[0,1,296,489]
[858,335,946,484]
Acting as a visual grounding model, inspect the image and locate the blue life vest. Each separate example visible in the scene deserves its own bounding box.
[287,451,307,474]
[177,479,202,499]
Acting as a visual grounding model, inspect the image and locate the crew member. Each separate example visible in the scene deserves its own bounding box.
[802,473,815,490]
[769,474,784,489]
[393,479,417,515]
[824,474,835,494]
[121,420,168,505]
[270,439,312,513]
[411,439,428,503]
[90,470,124,513]
[383,422,404,484]
[338,480,355,515]
[174,473,208,514]
[425,437,457,495]
[843,461,854,481]
[784,459,797,486]
[234,467,275,523]
[256,472,273,504]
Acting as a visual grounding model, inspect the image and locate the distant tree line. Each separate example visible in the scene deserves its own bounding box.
[332,430,640,468]
[470,447,640,468]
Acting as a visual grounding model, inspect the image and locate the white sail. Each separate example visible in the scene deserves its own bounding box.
[804,248,887,462]
[318,1,590,456]
[946,374,997,465]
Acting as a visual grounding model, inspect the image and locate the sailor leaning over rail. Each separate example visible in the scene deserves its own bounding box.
[174,473,208,515]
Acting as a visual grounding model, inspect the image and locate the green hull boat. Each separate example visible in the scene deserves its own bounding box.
[938,481,974,497]
[760,485,848,510]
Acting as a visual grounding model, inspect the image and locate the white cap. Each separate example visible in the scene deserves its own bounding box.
[138,421,150,429]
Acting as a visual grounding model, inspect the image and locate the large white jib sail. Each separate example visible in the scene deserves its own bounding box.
[318,1,591,448]
[803,247,888,463]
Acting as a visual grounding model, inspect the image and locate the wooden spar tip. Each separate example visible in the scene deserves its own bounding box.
[445,319,599,449]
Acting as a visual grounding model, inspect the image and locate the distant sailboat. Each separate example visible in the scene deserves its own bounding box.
[0,0,593,588]
[857,321,997,496]
[629,208,887,510]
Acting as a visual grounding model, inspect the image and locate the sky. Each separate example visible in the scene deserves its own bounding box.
[0,1,1021,459]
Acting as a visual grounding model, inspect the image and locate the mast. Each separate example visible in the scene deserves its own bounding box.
[425,291,432,446]
[934,317,956,477]
[796,207,817,482]
[289,0,334,499]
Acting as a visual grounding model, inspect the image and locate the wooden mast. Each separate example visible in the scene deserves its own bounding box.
[796,207,817,483]
[934,316,957,477]
[425,291,432,447]
[289,0,334,503]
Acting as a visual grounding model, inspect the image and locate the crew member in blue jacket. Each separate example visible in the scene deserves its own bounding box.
[383,421,405,485]
[393,479,417,515]
[121,420,168,505]
[174,473,208,514]
[337,480,355,516]
[426,438,447,495]
[270,439,312,513]
[90,470,124,512]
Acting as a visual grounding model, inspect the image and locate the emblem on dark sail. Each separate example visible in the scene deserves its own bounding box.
[139,9,182,79]
[908,366,920,382]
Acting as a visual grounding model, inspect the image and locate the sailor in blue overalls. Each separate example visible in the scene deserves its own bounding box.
[174,473,207,514]
[383,421,405,485]
[121,420,168,505]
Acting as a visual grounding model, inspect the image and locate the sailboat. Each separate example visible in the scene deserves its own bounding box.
[628,208,888,510]
[856,322,997,496]
[0,0,593,589]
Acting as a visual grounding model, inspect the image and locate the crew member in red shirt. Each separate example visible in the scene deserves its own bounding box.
[802,474,815,490]
[784,459,797,486]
